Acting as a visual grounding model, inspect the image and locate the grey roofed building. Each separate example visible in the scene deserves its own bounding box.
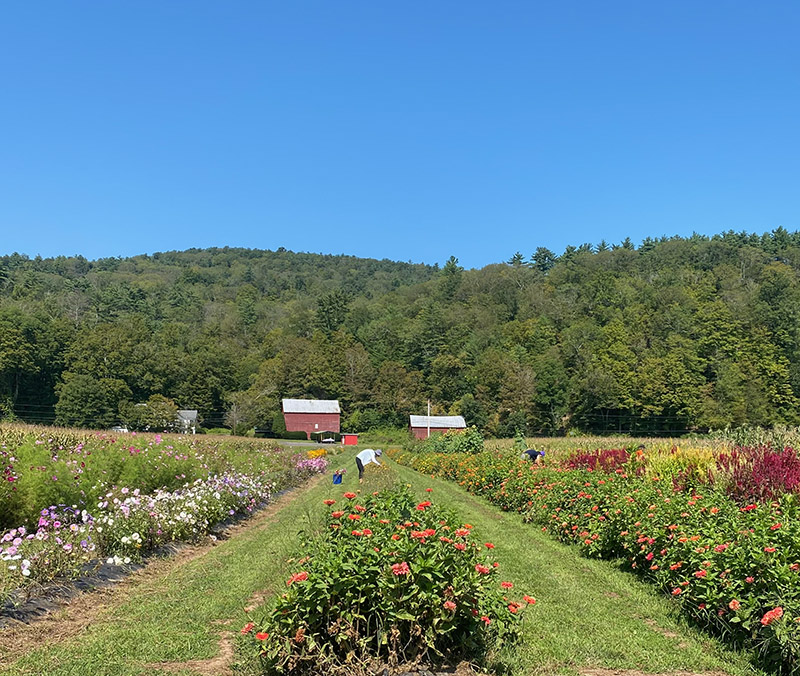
[409,415,467,429]
[281,398,341,414]
[176,409,199,433]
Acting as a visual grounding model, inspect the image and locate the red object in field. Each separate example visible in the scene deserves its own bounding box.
[342,434,359,445]
[282,399,341,440]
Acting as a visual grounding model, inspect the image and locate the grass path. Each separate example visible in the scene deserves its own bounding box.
[0,450,764,676]
[386,457,763,676]
[0,473,334,676]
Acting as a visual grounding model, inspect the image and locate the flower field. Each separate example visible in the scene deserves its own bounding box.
[243,484,533,674]
[391,443,800,674]
[0,425,329,601]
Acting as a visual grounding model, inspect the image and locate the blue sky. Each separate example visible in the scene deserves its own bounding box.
[1,2,798,269]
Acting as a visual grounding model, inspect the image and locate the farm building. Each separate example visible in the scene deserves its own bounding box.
[409,415,467,440]
[176,410,198,434]
[282,399,341,440]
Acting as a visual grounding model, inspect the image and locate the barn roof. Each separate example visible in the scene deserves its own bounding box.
[282,398,341,414]
[409,415,466,428]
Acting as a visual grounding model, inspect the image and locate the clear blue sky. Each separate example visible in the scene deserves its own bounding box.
[1,2,798,269]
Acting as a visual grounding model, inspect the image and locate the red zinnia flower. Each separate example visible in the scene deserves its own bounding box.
[761,607,783,626]
[485,543,495,549]
[764,547,776,553]
[255,632,269,640]
[671,588,682,596]
[475,564,490,574]
[443,600,456,611]
[481,615,491,625]
[729,599,741,611]
[523,595,536,605]
[331,511,345,518]
[287,571,309,586]
[241,622,255,635]
[426,488,433,492]
[348,514,361,520]
[454,542,466,551]
[508,603,520,614]
[343,492,356,499]
[323,499,335,506]
[391,561,410,576]
[501,581,513,589]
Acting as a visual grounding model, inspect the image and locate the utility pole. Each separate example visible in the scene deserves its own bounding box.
[427,399,431,439]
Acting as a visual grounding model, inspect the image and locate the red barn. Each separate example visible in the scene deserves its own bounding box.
[409,415,467,440]
[282,399,341,439]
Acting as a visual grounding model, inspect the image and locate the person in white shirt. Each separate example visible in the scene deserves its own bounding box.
[355,448,382,483]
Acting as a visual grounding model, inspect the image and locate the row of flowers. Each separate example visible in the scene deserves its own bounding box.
[241,485,534,674]
[0,454,328,603]
[0,424,322,531]
[390,448,800,674]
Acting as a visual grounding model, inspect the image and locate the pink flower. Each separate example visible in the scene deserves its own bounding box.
[501,581,514,589]
[241,622,255,635]
[443,600,456,611]
[391,561,410,576]
[475,564,490,575]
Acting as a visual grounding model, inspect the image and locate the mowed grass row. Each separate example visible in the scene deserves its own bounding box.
[2,449,763,676]
[387,458,762,676]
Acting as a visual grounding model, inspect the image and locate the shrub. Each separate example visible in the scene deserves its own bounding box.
[245,486,531,674]
[409,426,484,455]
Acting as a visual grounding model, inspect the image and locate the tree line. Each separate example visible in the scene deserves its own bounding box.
[2,230,800,436]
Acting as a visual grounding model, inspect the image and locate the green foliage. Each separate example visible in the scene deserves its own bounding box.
[410,426,484,454]
[393,446,800,674]
[5,235,800,435]
[120,394,179,432]
[246,484,529,673]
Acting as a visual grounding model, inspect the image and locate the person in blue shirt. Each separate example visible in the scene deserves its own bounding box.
[521,448,545,464]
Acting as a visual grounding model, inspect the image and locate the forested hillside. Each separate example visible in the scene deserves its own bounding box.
[2,231,800,435]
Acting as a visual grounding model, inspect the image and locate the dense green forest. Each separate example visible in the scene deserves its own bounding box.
[2,230,800,436]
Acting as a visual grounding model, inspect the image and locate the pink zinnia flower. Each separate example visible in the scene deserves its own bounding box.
[391,561,410,576]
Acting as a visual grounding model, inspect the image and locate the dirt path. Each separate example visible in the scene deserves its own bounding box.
[0,474,325,666]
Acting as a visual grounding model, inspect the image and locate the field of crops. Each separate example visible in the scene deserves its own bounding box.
[0,425,329,600]
[391,441,800,673]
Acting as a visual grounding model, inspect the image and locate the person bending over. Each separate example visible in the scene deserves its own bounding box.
[355,448,382,483]
[521,448,545,464]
